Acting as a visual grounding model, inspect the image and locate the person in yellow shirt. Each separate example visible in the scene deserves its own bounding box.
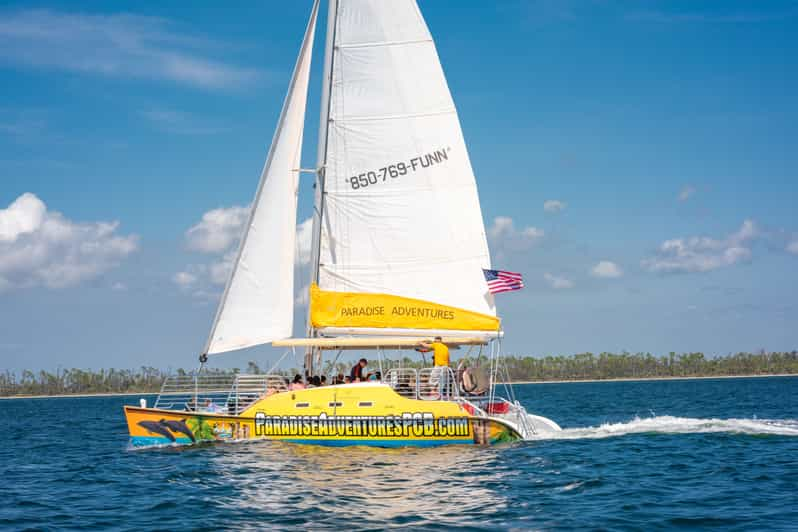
[420,336,450,398]
[431,336,450,367]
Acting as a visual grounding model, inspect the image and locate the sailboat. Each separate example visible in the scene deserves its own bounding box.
[124,0,561,447]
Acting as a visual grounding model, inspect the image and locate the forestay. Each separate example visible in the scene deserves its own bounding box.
[204,1,319,355]
[314,0,497,331]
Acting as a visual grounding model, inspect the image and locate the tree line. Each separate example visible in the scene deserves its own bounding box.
[1,351,796,397]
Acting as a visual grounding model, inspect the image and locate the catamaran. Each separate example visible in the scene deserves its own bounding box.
[125,0,561,447]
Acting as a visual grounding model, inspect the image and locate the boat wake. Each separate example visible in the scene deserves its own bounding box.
[524,415,798,441]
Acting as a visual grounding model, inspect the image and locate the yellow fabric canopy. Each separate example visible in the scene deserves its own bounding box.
[309,284,500,332]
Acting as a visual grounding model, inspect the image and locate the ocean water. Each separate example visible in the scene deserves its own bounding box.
[1,376,797,530]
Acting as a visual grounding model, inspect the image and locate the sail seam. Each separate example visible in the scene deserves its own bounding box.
[331,108,456,123]
[337,38,432,49]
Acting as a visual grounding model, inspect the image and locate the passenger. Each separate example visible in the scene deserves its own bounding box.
[203,398,224,413]
[367,371,382,381]
[336,373,344,385]
[289,374,305,390]
[312,375,322,387]
[344,375,352,384]
[396,377,413,396]
[320,375,328,386]
[350,358,368,382]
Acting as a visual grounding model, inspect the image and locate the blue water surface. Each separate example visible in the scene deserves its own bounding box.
[1,376,797,530]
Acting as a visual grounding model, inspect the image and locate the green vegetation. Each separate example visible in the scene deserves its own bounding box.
[1,351,796,397]
[499,351,798,382]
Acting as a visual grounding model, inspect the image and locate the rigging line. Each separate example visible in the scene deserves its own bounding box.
[265,349,294,376]
[329,349,344,375]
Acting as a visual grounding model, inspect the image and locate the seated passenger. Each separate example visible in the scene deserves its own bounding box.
[312,375,322,387]
[289,374,305,390]
[202,398,224,413]
[320,375,328,386]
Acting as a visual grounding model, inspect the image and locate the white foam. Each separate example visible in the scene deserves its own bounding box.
[525,415,798,441]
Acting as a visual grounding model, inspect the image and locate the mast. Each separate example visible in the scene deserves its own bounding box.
[305,0,338,375]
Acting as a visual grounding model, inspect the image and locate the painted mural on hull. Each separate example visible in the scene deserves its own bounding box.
[125,407,519,448]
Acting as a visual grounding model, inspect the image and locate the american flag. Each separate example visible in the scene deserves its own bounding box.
[483,269,524,294]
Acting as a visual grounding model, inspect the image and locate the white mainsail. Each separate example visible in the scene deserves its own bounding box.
[314,0,496,320]
[204,1,319,355]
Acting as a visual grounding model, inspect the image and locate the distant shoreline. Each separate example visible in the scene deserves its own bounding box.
[0,391,158,400]
[1,373,795,399]
[506,373,798,385]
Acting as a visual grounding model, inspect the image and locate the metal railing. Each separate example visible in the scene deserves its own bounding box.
[153,373,287,415]
[382,367,458,401]
[384,368,419,399]
[418,367,458,401]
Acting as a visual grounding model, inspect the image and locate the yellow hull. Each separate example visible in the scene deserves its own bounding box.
[125,383,521,447]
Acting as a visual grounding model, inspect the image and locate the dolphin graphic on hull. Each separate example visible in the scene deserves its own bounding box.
[137,420,176,442]
[160,419,196,442]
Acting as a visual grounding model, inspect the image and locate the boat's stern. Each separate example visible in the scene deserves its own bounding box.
[125,405,251,447]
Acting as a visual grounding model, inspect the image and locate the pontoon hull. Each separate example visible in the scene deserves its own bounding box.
[125,384,522,447]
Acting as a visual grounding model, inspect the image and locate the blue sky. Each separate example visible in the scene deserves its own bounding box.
[1,0,797,373]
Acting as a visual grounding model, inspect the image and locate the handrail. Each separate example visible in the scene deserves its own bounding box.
[153,373,288,415]
[382,367,459,401]
[383,368,418,399]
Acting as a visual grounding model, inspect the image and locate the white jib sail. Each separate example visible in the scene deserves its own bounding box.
[204,1,319,355]
[317,0,496,317]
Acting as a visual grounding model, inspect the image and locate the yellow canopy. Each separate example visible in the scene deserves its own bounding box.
[309,284,500,332]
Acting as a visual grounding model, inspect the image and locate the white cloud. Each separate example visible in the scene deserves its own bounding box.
[185,205,249,253]
[173,271,197,288]
[787,239,798,255]
[0,192,138,291]
[295,283,310,306]
[543,199,566,213]
[209,251,236,285]
[175,204,313,293]
[0,191,46,242]
[590,260,623,278]
[141,108,224,135]
[642,219,758,274]
[488,216,514,239]
[678,185,696,202]
[522,226,545,239]
[296,217,314,266]
[544,272,574,289]
[488,216,544,241]
[0,9,260,90]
